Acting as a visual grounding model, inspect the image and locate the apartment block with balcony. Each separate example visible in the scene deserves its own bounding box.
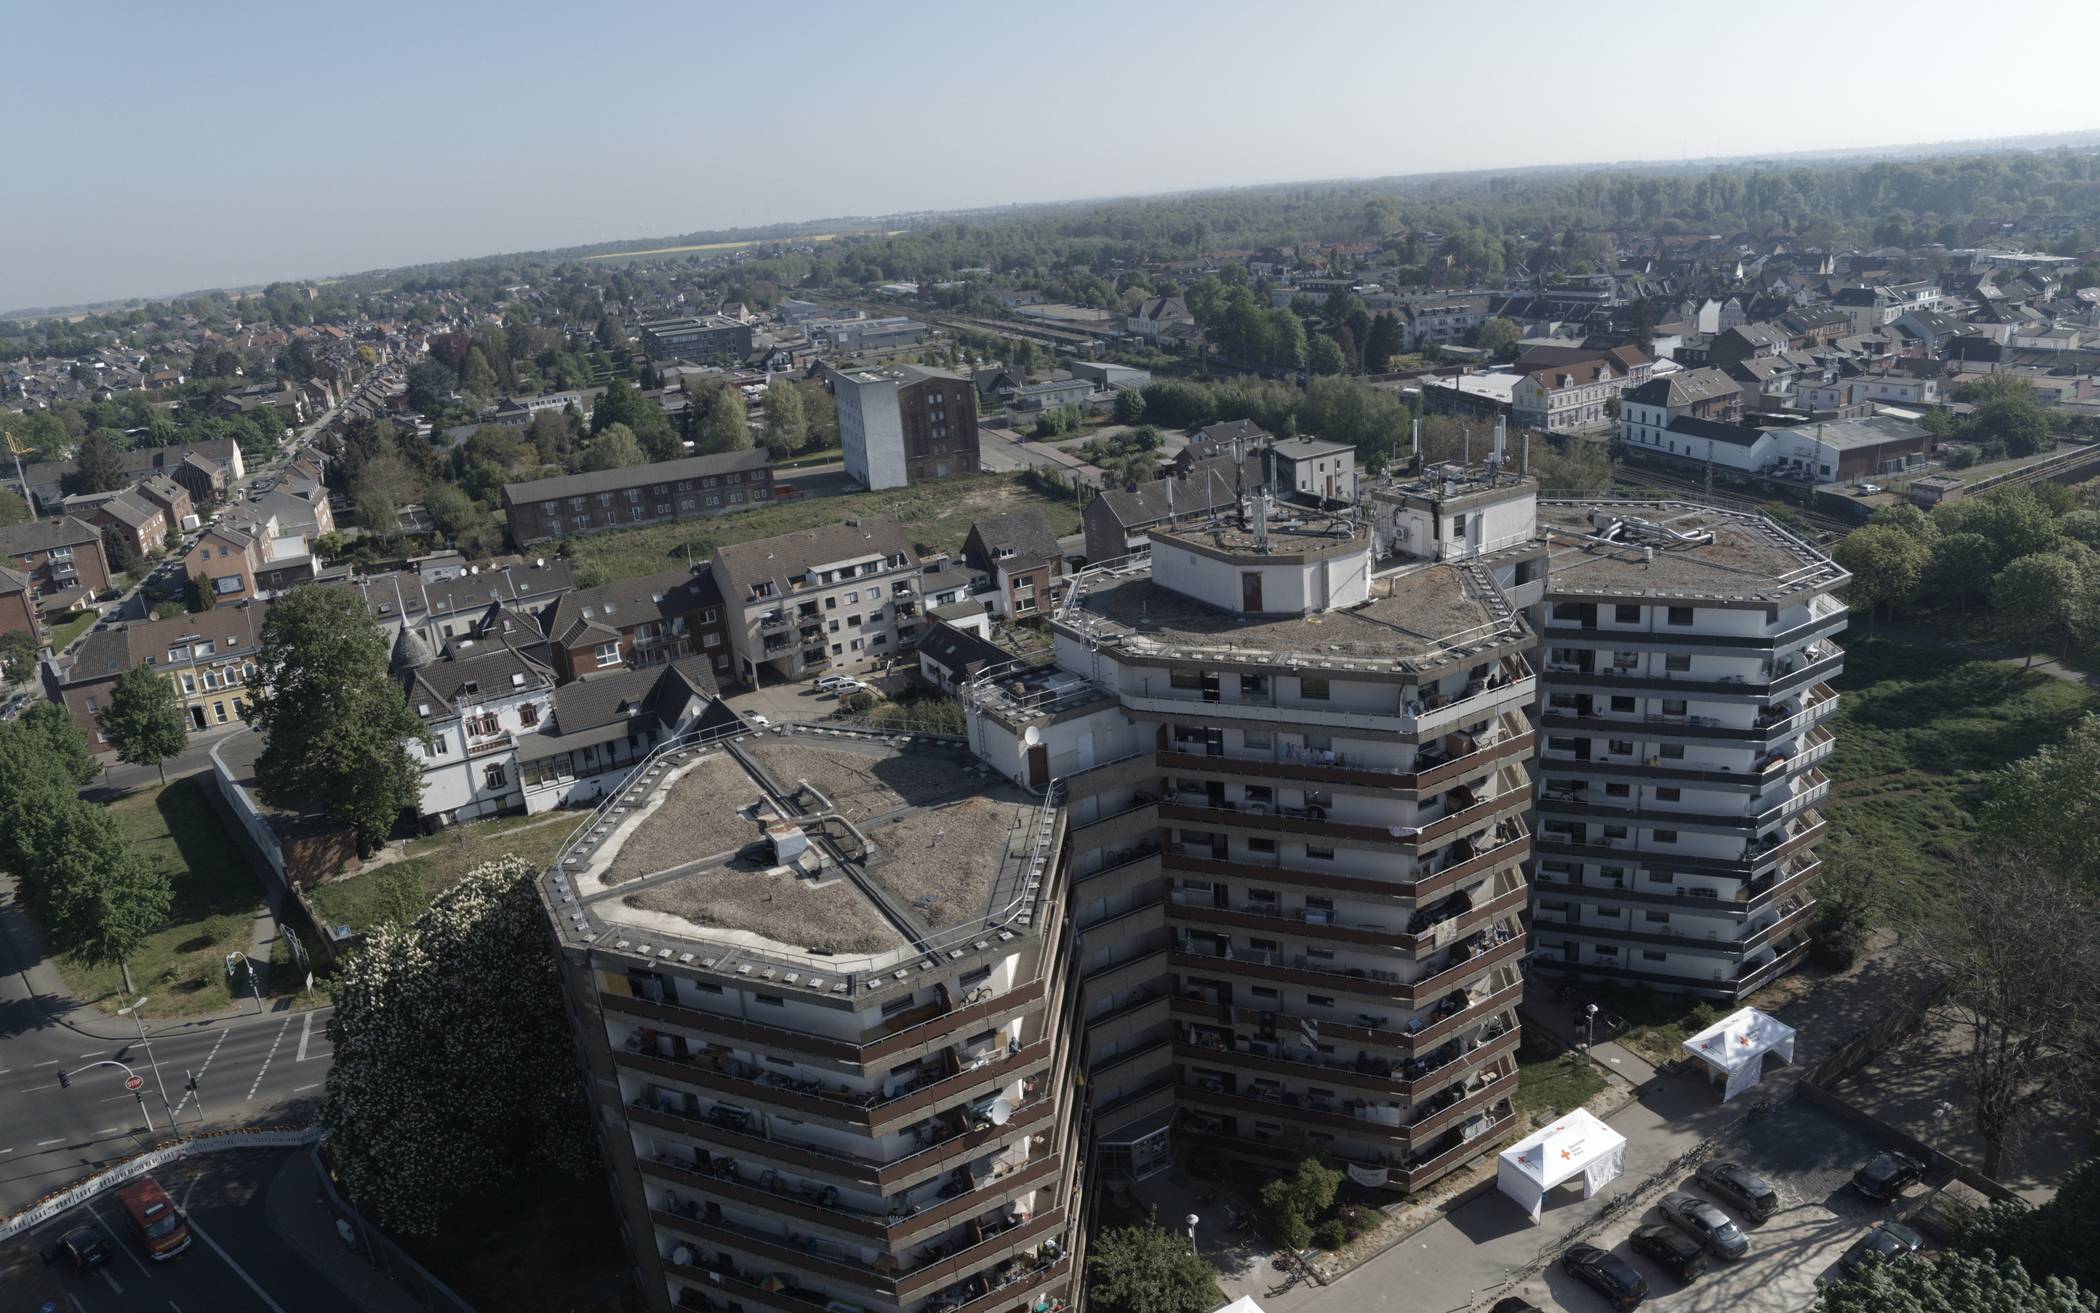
[1518,499,1847,998]
[536,730,1084,1313]
[712,516,921,684]
[964,499,1538,1196]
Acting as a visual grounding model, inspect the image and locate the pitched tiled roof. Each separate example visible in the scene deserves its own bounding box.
[714,516,916,605]
[966,510,1063,576]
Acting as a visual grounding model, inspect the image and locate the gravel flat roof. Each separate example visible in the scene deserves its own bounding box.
[622,865,904,956]
[1538,500,1846,601]
[600,753,776,885]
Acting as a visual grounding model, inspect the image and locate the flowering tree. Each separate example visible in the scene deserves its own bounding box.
[322,855,591,1233]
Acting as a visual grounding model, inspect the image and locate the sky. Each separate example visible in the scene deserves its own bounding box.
[4,0,2098,313]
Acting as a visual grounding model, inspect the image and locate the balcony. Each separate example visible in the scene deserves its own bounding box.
[759,612,791,632]
[1157,776,1528,851]
[464,729,513,758]
[1172,1023,1518,1099]
[1160,823,1531,902]
[1174,1059,1510,1150]
[651,1200,1065,1298]
[1167,929,1523,1007]
[1153,715,1533,794]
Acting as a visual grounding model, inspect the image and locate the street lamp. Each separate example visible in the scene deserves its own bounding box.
[225,951,264,1014]
[1184,1213,1200,1259]
[58,1059,159,1134]
[116,997,178,1129]
[1584,1002,1599,1051]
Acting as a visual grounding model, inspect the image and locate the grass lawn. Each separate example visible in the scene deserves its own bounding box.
[305,811,576,938]
[1821,635,2097,917]
[774,447,843,470]
[1514,1050,1607,1121]
[58,777,265,1020]
[46,611,96,651]
[562,472,1083,583]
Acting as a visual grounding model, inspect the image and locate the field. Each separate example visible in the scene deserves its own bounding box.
[305,810,576,938]
[562,472,1082,583]
[1819,635,2097,914]
[577,228,898,262]
[57,777,266,1019]
[46,610,96,651]
[1513,1050,1608,1122]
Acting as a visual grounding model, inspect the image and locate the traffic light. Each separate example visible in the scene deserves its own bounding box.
[185,1070,198,1093]
[57,1069,70,1089]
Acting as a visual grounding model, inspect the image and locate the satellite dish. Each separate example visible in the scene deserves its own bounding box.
[1022,725,1042,747]
[988,1098,1014,1125]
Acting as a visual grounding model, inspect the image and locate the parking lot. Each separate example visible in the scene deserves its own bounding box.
[1498,1099,1932,1313]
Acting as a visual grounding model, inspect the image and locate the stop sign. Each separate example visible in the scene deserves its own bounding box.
[125,1074,144,1091]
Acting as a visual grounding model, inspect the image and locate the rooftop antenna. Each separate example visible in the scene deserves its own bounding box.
[1462,424,1470,467]
[1492,416,1507,467]
[1521,432,1532,477]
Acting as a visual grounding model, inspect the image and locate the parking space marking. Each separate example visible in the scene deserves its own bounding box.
[294,1082,319,1092]
[68,1294,87,1313]
[99,1267,124,1295]
[246,1014,294,1099]
[37,1137,66,1146]
[88,1202,155,1281]
[35,1059,59,1066]
[98,1125,127,1134]
[188,1213,289,1313]
[297,1012,312,1061]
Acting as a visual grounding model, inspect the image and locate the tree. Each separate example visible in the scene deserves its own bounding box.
[1929,532,1997,616]
[1971,395,2052,458]
[40,798,168,994]
[322,855,593,1234]
[761,379,808,457]
[1813,1247,2096,1313]
[1473,317,1522,359]
[696,384,752,454]
[581,423,646,472]
[423,484,480,543]
[1958,1157,2100,1298]
[1993,553,2080,665]
[102,666,187,784]
[1306,334,1347,377]
[1363,312,1404,372]
[1112,389,1147,425]
[1258,1156,1341,1250]
[1977,714,2100,890]
[1086,1224,1223,1313]
[355,489,399,538]
[0,486,29,528]
[1898,854,2100,1182]
[70,428,128,495]
[247,586,428,853]
[403,359,456,416]
[20,700,97,786]
[0,630,36,684]
[102,529,141,579]
[1833,524,1929,630]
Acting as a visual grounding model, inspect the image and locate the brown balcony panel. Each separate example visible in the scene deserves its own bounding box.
[1397,1028,1520,1098]
[629,1105,883,1186]
[1166,935,1522,1008]
[1397,1109,1516,1189]
[1396,886,1529,952]
[1402,1069,1513,1146]
[641,1157,888,1240]
[1741,901,1817,953]
[1175,1081,1403,1141]
[1160,834,1530,901]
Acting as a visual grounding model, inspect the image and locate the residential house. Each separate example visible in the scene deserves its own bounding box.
[1706,323,1790,369]
[51,600,270,743]
[72,490,167,566]
[1268,435,1358,504]
[132,475,195,533]
[1174,419,1269,473]
[1511,345,1651,434]
[500,449,774,547]
[540,569,732,682]
[16,440,243,512]
[961,510,1064,620]
[1081,456,1242,563]
[710,515,920,684]
[515,658,736,814]
[0,567,39,645]
[1011,376,1096,413]
[0,517,110,610]
[346,557,575,650]
[395,633,556,825]
[1127,295,1193,340]
[184,521,273,607]
[916,614,1014,694]
[637,315,757,361]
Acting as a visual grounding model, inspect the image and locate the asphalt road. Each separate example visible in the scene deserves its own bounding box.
[5,1147,363,1313]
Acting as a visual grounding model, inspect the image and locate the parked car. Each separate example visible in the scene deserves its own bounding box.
[1837,1221,1924,1279]
[1489,1300,1545,1313]
[1695,1160,1781,1221]
[1657,1191,1750,1259]
[774,481,802,499]
[1851,1152,1925,1203]
[1629,1224,1710,1283]
[1561,1244,1649,1310]
[115,1177,192,1260]
[40,1225,111,1274]
[816,675,868,694]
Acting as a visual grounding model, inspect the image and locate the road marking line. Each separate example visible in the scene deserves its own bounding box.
[38,1137,65,1145]
[293,1082,319,1092]
[80,1050,104,1058]
[100,1267,124,1295]
[246,1013,293,1100]
[0,1147,12,1154]
[187,1214,290,1313]
[297,1011,312,1061]
[90,1202,155,1280]
[171,1303,186,1313]
[35,1059,59,1066]
[69,1295,88,1313]
[98,1125,126,1134]
[171,1027,228,1118]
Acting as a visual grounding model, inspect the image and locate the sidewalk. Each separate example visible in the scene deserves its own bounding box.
[264,1148,423,1313]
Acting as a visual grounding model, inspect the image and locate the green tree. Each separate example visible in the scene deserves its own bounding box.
[1971,395,2052,458]
[1473,317,1522,359]
[459,347,498,401]
[1833,523,1930,630]
[0,487,32,527]
[1993,552,2080,665]
[248,586,429,853]
[20,700,97,786]
[1306,334,1348,377]
[71,428,128,494]
[696,384,752,454]
[423,483,480,542]
[1977,714,2100,890]
[581,423,646,472]
[102,665,187,784]
[403,359,456,415]
[1958,1157,2100,1297]
[1258,1156,1341,1250]
[761,379,808,457]
[1085,1224,1223,1313]
[39,798,169,995]
[322,855,593,1234]
[1112,389,1147,424]
[355,489,399,538]
[0,630,36,684]
[1363,312,1404,372]
[1815,1249,2097,1313]
[1929,532,1997,615]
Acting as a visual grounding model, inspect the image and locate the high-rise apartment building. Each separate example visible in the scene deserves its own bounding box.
[964,494,1538,1194]
[539,732,1085,1313]
[830,366,979,491]
[1509,498,1845,998]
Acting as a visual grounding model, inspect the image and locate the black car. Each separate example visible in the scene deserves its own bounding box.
[1562,1243,1649,1310]
[1489,1300,1545,1313]
[1838,1221,1924,1278]
[1695,1159,1780,1221]
[1630,1224,1711,1283]
[1657,1190,1750,1259]
[40,1226,111,1274]
[1851,1152,1925,1203]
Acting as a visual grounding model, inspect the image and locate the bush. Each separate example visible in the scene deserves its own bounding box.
[1313,1218,1348,1250]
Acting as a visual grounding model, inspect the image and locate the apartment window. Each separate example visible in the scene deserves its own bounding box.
[1608,739,1634,756]
[1610,696,1636,712]
[1244,729,1272,750]
[1301,676,1330,701]
[1642,950,1668,962]
[824,597,837,610]
[1664,654,1691,672]
[1247,837,1277,855]
[518,702,540,728]
[1239,674,1268,696]
[1614,604,1640,624]
[1662,699,1688,717]
[1306,846,1335,861]
[1605,783,1631,798]
[1661,744,1684,759]
[213,702,229,724]
[483,764,506,790]
[753,993,785,1008]
[1306,995,1335,1008]
[1644,910,1671,924]
[880,994,921,1017]
[1667,606,1695,626]
[845,590,860,604]
[1654,829,1678,844]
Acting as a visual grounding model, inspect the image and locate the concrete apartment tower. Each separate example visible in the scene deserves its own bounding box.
[538,734,1086,1313]
[966,469,1539,1195]
[1511,498,1846,998]
[831,366,979,491]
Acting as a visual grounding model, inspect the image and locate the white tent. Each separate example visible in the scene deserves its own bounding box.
[1496,1107,1627,1222]
[1681,1006,1796,1101]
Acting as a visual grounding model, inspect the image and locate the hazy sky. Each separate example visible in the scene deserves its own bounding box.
[4,0,2097,312]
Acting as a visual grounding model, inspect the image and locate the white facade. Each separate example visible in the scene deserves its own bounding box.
[834,371,907,490]
[413,680,546,822]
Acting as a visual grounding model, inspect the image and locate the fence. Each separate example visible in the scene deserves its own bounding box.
[0,1126,322,1243]
[310,1144,480,1313]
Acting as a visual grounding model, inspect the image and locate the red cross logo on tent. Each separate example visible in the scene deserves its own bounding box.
[1739,1035,1755,1046]
[1559,1148,1573,1159]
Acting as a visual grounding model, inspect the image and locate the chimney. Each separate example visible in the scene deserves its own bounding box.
[1521,433,1532,477]
[1492,416,1507,465]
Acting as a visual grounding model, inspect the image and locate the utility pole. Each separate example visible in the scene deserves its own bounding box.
[116,997,177,1129]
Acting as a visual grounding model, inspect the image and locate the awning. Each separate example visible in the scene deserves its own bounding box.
[1682,1006,1796,1101]
[1496,1108,1627,1222]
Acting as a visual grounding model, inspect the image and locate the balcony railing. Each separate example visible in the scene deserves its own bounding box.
[1168,930,1523,1006]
